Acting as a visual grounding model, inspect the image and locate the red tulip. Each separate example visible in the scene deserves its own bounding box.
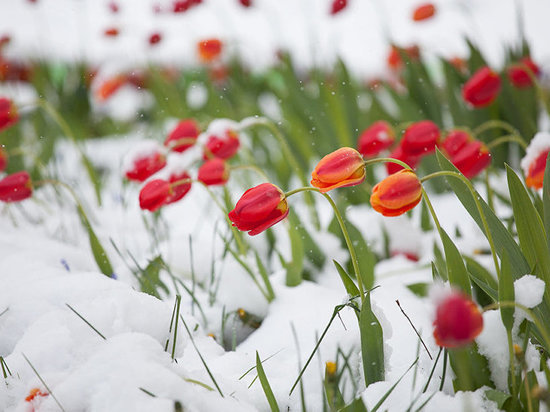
[508,57,540,88]
[311,147,366,192]
[228,183,289,236]
[330,0,347,15]
[95,75,126,101]
[357,121,395,158]
[172,0,202,13]
[462,66,501,108]
[0,171,32,202]
[441,130,470,158]
[0,146,7,172]
[387,45,420,71]
[198,39,223,63]
[401,120,440,156]
[125,151,166,182]
[149,32,162,46]
[433,291,483,348]
[524,149,549,190]
[451,141,491,179]
[386,145,420,175]
[0,97,18,132]
[104,27,119,37]
[239,0,252,7]
[204,129,240,160]
[370,169,422,217]
[167,171,192,204]
[198,159,230,186]
[139,179,172,212]
[412,3,436,21]
[164,119,200,153]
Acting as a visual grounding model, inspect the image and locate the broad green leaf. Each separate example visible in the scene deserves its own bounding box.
[440,228,471,296]
[339,397,367,412]
[285,214,305,287]
[448,344,492,391]
[360,294,384,386]
[333,260,359,297]
[77,206,113,277]
[485,389,511,409]
[406,283,428,297]
[499,255,515,331]
[256,352,280,412]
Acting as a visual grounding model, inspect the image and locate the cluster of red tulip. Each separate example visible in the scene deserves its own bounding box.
[125,119,240,212]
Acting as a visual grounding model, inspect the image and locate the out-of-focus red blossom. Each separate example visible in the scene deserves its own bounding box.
[330,0,347,15]
[198,158,230,186]
[0,171,33,202]
[391,250,419,262]
[164,119,200,153]
[387,45,420,71]
[0,97,18,132]
[149,32,162,46]
[462,66,501,108]
[198,39,223,63]
[228,183,289,236]
[370,169,422,217]
[104,27,119,37]
[209,65,229,84]
[311,147,366,193]
[125,151,166,182]
[139,179,172,212]
[433,291,483,348]
[0,35,11,49]
[95,75,126,101]
[172,0,203,13]
[0,58,32,82]
[239,0,252,7]
[108,1,119,13]
[441,130,470,158]
[357,121,395,158]
[167,171,192,203]
[204,129,240,159]
[412,3,436,21]
[449,57,467,73]
[508,57,540,88]
[525,149,549,189]
[401,120,440,156]
[25,388,48,402]
[452,141,491,179]
[0,146,7,172]
[386,145,421,175]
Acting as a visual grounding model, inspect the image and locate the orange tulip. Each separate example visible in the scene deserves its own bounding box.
[311,147,366,193]
[370,169,422,217]
[198,39,223,63]
[412,3,436,21]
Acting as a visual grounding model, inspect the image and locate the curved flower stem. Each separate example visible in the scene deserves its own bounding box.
[486,134,528,151]
[364,157,414,171]
[241,118,320,230]
[484,169,494,211]
[421,171,500,279]
[419,187,443,235]
[230,165,270,182]
[506,329,517,398]
[285,187,365,303]
[473,120,524,144]
[35,179,91,222]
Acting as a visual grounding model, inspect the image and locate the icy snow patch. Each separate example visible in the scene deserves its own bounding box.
[475,310,508,391]
[520,131,550,176]
[514,275,545,309]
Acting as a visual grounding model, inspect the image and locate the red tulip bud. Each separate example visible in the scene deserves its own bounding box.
[370,169,422,217]
[311,147,366,192]
[167,171,192,204]
[357,121,394,158]
[204,129,240,160]
[462,66,501,108]
[330,0,347,15]
[412,3,436,21]
[139,179,172,212]
[124,146,167,182]
[0,97,18,132]
[508,57,540,88]
[401,120,440,156]
[198,39,223,63]
[164,119,200,153]
[198,158,230,186]
[0,171,32,202]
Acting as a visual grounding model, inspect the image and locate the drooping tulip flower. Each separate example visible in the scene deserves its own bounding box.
[370,169,422,217]
[330,0,347,15]
[204,129,240,159]
[521,132,550,189]
[386,145,421,175]
[507,57,541,88]
[311,147,366,193]
[0,97,18,132]
[433,291,483,348]
[412,3,436,21]
[198,39,223,63]
[357,121,395,158]
[0,146,7,172]
[139,179,172,212]
[198,158,230,186]
[0,171,32,202]
[451,141,491,179]
[228,183,289,236]
[166,171,192,204]
[462,66,501,108]
[441,130,470,158]
[124,145,167,182]
[401,120,440,156]
[164,119,200,153]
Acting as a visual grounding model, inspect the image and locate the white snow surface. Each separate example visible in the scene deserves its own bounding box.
[514,274,545,309]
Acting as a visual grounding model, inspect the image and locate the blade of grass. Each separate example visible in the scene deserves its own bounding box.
[255,351,280,412]
[22,353,66,412]
[65,303,106,340]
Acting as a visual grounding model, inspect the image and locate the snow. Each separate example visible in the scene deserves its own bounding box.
[514,274,546,309]
[520,131,550,176]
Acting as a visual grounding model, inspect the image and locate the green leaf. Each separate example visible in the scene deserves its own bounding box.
[485,389,511,409]
[77,206,113,277]
[436,150,530,279]
[440,228,471,296]
[542,152,550,251]
[140,256,170,298]
[254,252,275,301]
[255,352,280,412]
[333,260,359,297]
[506,165,550,286]
[406,283,428,297]
[499,255,515,331]
[360,294,384,386]
[285,214,305,287]
[448,344,492,391]
[338,396,367,412]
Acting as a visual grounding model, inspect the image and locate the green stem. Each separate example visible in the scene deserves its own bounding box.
[364,157,413,171]
[420,187,443,235]
[486,134,528,151]
[230,165,270,182]
[507,329,517,398]
[421,170,501,279]
[35,179,91,223]
[473,120,524,144]
[285,187,365,303]
[242,118,320,230]
[484,169,494,211]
